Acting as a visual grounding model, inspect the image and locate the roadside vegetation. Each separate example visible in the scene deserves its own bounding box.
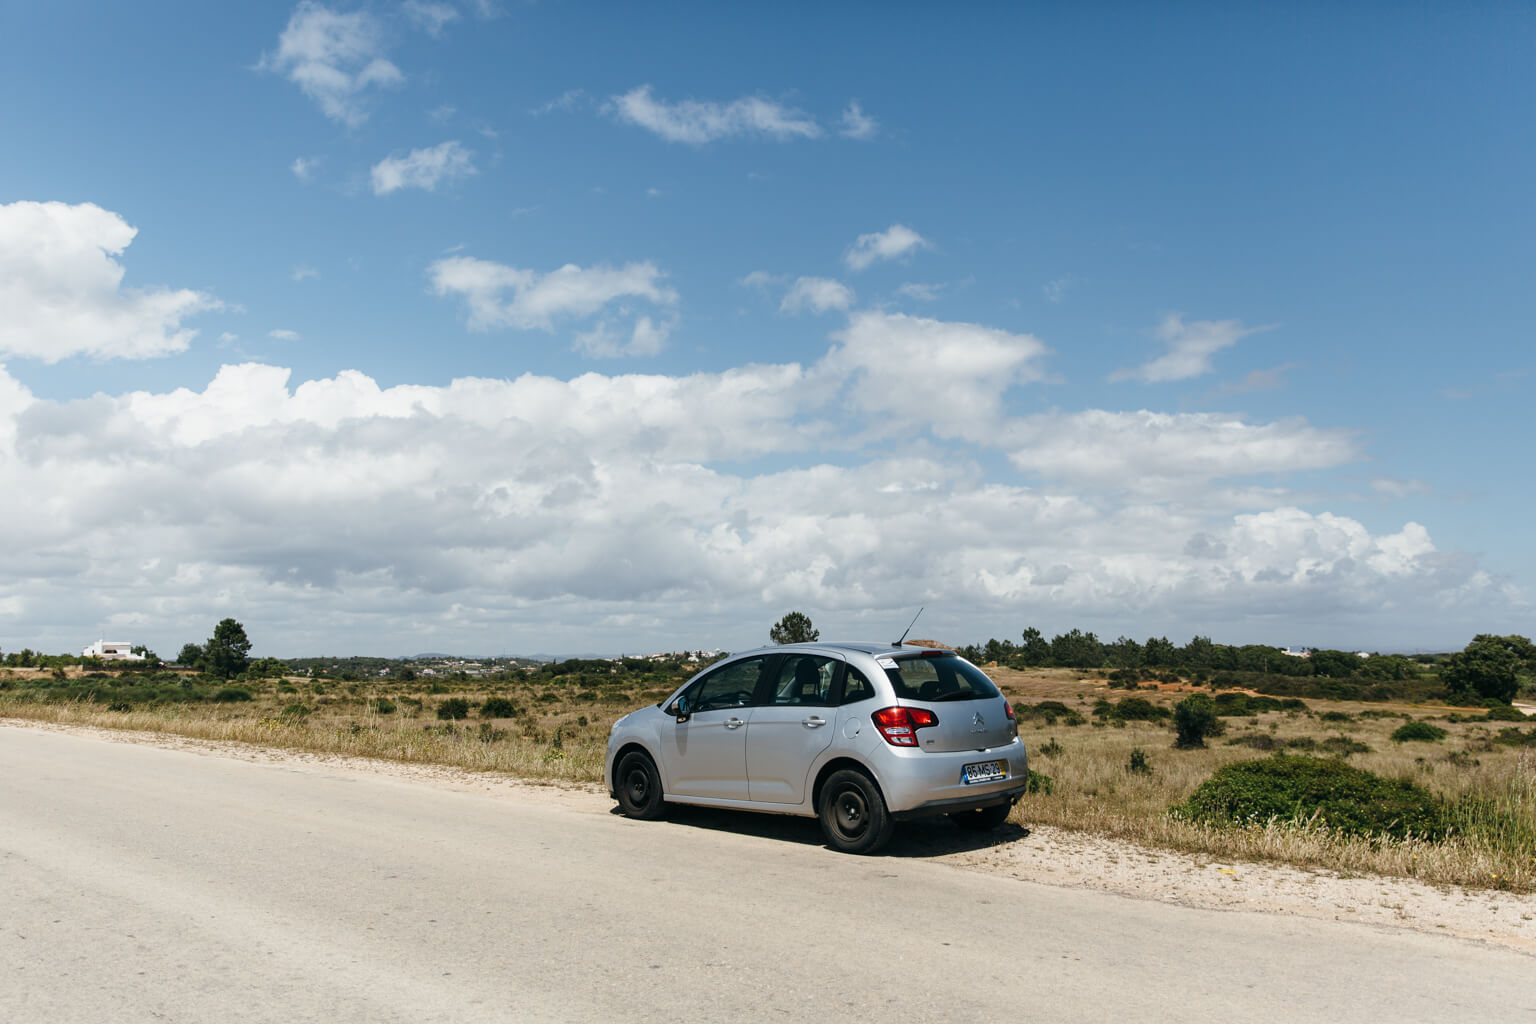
[2,624,1532,892]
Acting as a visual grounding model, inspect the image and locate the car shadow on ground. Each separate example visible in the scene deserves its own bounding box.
[613,802,1031,858]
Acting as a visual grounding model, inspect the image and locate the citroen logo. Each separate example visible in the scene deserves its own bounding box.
[971,712,985,731]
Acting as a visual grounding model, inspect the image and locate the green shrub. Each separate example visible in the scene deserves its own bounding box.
[1493,727,1536,747]
[1320,735,1371,756]
[1173,694,1225,748]
[371,697,396,715]
[1228,733,1279,751]
[280,702,313,719]
[1024,770,1054,795]
[1390,721,1447,743]
[436,697,470,721]
[1093,696,1170,723]
[1174,755,1447,840]
[1484,704,1529,723]
[1319,710,1352,723]
[480,696,520,718]
[213,687,253,702]
[1037,737,1064,758]
[1127,748,1152,775]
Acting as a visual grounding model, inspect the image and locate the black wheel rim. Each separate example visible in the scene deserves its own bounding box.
[624,766,650,805]
[834,787,868,838]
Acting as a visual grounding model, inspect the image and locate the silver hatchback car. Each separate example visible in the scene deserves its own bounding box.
[605,641,1029,853]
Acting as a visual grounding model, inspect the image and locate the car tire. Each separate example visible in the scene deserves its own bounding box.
[818,769,894,854]
[949,801,1012,832]
[614,750,666,820]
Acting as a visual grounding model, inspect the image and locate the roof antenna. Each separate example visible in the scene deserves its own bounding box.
[894,607,924,647]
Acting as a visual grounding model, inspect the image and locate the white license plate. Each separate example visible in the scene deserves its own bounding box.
[962,760,1007,785]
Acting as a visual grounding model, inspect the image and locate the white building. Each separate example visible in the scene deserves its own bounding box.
[82,640,146,661]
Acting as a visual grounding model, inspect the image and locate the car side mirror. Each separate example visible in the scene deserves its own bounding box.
[669,696,691,722]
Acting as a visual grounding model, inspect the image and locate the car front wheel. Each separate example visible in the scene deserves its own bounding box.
[614,750,666,820]
[818,769,894,854]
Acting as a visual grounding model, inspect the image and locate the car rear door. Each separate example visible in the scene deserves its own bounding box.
[745,652,842,804]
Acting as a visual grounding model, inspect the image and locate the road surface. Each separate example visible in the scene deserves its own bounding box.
[2,725,1531,1023]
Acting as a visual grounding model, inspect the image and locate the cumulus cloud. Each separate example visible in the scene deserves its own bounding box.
[291,156,319,180]
[822,311,1048,440]
[402,0,459,36]
[428,255,678,334]
[1112,313,1272,383]
[840,101,878,140]
[608,85,821,144]
[780,277,854,315]
[259,2,403,126]
[371,141,476,195]
[269,329,300,340]
[1003,409,1359,494]
[0,350,1519,656]
[573,315,676,359]
[0,201,221,363]
[844,224,929,271]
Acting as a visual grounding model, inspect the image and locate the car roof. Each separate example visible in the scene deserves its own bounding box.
[740,641,956,658]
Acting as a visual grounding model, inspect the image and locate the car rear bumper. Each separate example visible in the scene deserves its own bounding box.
[873,737,1029,815]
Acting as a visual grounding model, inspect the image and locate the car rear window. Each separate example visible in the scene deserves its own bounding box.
[882,653,1000,702]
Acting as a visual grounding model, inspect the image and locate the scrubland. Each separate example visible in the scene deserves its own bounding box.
[3,662,1532,891]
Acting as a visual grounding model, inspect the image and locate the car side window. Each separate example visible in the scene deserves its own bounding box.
[770,655,837,706]
[689,657,767,712]
[839,666,876,705]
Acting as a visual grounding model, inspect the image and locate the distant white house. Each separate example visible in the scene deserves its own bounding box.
[82,640,145,661]
[1279,647,1311,658]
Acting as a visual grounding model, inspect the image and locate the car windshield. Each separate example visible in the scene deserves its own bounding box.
[883,653,1000,702]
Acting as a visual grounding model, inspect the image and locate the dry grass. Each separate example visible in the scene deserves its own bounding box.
[4,664,1533,891]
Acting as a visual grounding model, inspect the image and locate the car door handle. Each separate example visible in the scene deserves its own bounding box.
[724,717,746,729]
[801,716,826,727]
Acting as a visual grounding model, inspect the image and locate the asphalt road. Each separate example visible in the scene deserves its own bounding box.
[3,725,1532,1024]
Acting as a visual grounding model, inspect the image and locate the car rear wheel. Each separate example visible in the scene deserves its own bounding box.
[949,801,1012,832]
[615,750,666,820]
[818,769,894,854]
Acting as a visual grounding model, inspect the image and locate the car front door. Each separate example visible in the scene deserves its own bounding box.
[745,653,840,804]
[660,656,767,802]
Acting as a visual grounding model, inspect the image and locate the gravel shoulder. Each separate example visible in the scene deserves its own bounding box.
[10,717,1533,957]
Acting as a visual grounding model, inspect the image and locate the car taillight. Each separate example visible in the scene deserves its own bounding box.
[1004,700,1015,721]
[872,706,938,746]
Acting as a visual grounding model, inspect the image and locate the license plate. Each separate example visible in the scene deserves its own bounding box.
[962,760,1007,785]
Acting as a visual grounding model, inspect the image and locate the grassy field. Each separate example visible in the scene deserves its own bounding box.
[3,662,1533,891]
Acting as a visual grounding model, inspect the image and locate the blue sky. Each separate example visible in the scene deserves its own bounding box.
[0,2,1531,658]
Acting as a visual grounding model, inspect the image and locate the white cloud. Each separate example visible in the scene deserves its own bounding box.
[429,255,678,334]
[291,156,319,180]
[291,265,319,282]
[0,353,1518,657]
[371,141,476,195]
[896,282,944,302]
[609,85,821,144]
[269,329,300,340]
[259,2,403,127]
[844,224,929,271]
[1002,409,1359,493]
[1043,276,1072,303]
[532,89,585,116]
[822,311,1048,440]
[402,0,459,37]
[0,201,221,363]
[780,277,854,315]
[573,315,676,359]
[1111,313,1272,383]
[739,270,782,292]
[840,101,878,140]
